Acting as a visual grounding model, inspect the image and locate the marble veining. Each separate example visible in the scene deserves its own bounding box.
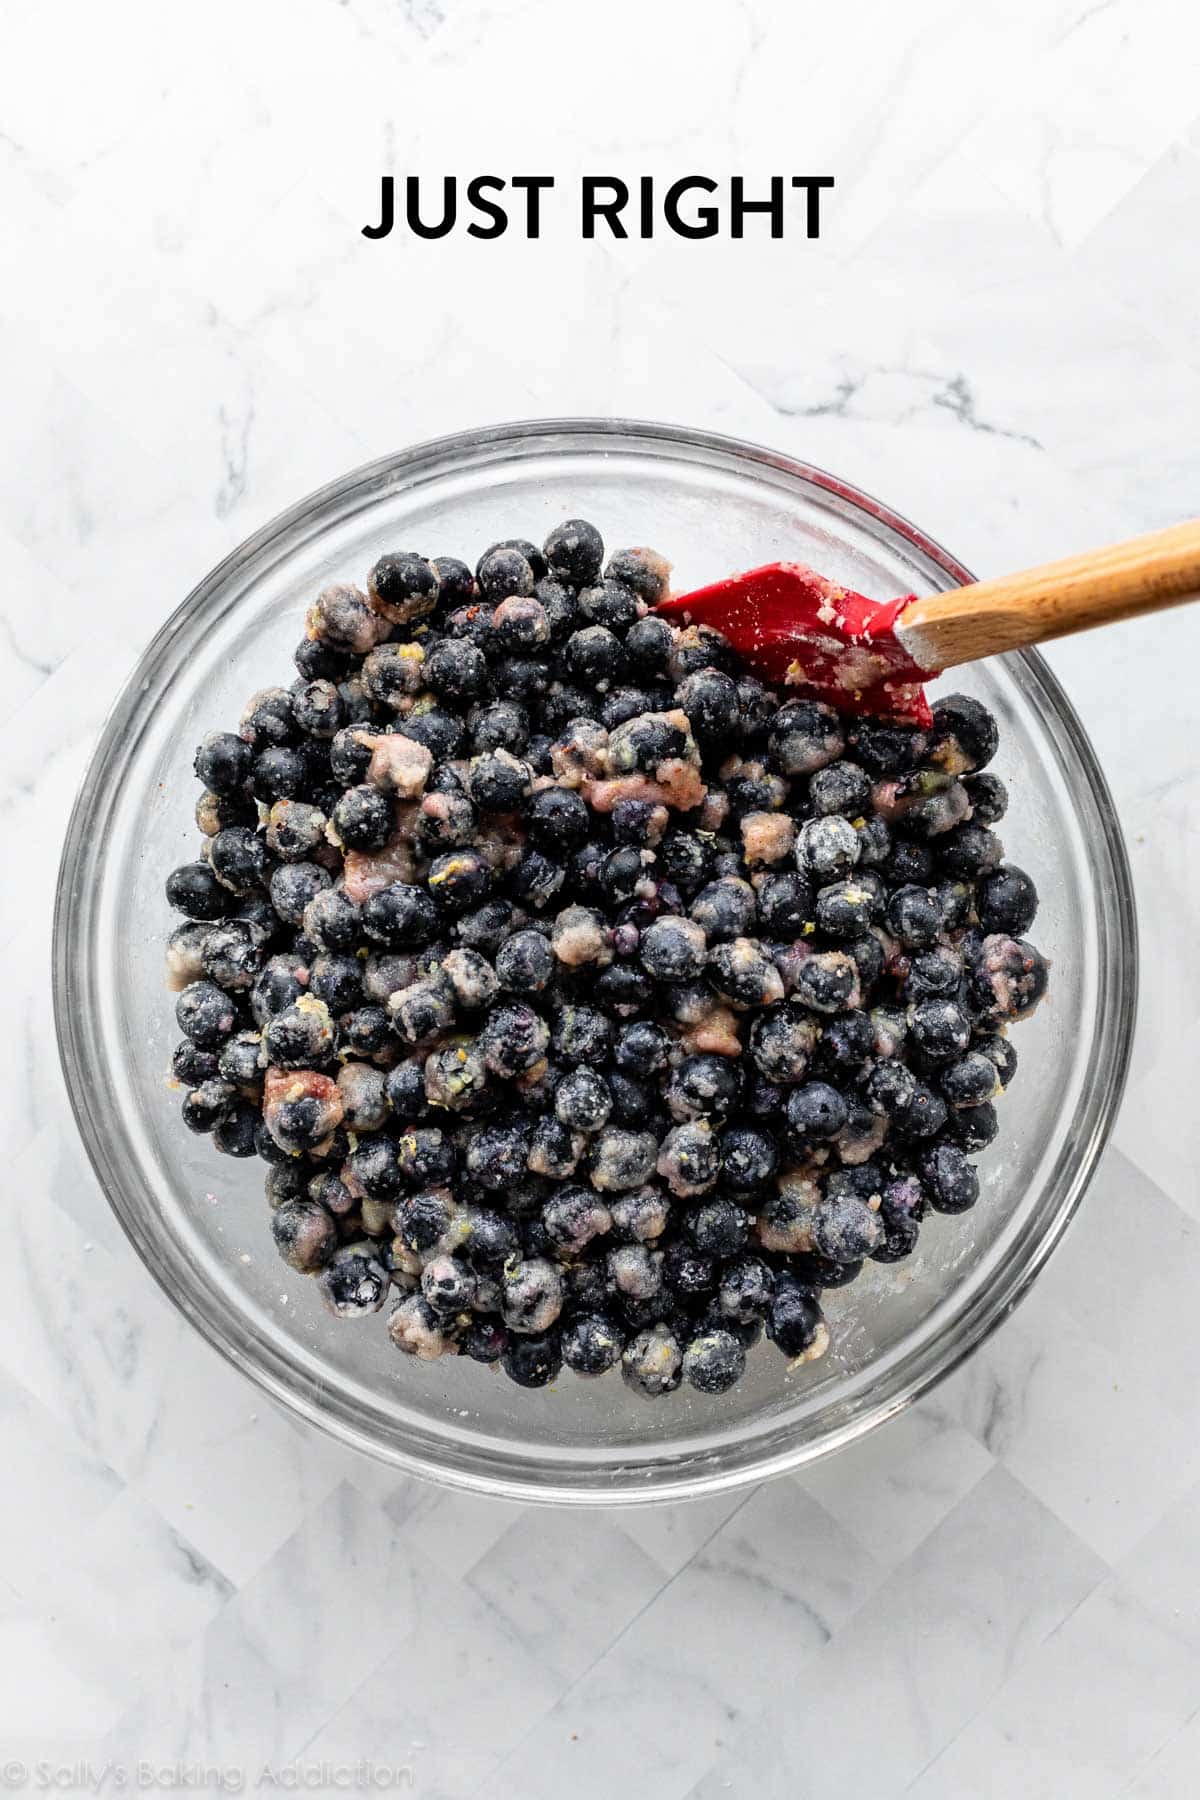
[3,0,1200,1790]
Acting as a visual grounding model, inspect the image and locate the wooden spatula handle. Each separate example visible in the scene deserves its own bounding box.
[896,519,1200,671]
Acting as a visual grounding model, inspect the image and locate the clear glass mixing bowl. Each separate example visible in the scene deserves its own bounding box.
[53,419,1136,1503]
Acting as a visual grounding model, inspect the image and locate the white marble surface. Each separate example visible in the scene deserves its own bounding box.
[3,0,1200,1792]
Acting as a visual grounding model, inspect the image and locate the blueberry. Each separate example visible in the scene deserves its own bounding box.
[419,851,490,923]
[166,861,232,921]
[477,543,539,601]
[555,1067,612,1133]
[846,716,929,775]
[676,667,739,741]
[968,934,1049,1022]
[251,745,308,804]
[578,579,640,631]
[432,555,476,604]
[963,772,1008,826]
[843,932,886,994]
[329,725,373,786]
[272,1199,338,1273]
[367,551,440,624]
[750,1004,818,1085]
[871,1199,922,1264]
[939,1052,1000,1107]
[942,1099,999,1152]
[655,1121,720,1197]
[683,1329,746,1394]
[551,1005,612,1067]
[719,1124,778,1193]
[613,1018,671,1074]
[886,884,942,949]
[590,1127,659,1194]
[176,981,237,1047]
[270,862,332,926]
[892,1082,949,1141]
[689,876,757,942]
[292,678,344,739]
[561,1311,623,1375]
[181,1077,234,1133]
[394,1187,453,1250]
[624,614,674,675]
[335,672,375,725]
[792,951,860,1015]
[814,878,877,939]
[363,643,427,711]
[718,1255,774,1325]
[769,699,844,775]
[362,883,438,948]
[865,1058,917,1117]
[339,1006,391,1058]
[797,815,860,882]
[977,864,1038,936]
[686,1198,749,1258]
[621,1323,683,1397]
[329,784,392,853]
[881,839,935,888]
[665,1054,742,1121]
[265,800,327,864]
[708,937,784,1008]
[501,1257,564,1333]
[421,1254,476,1317]
[543,518,604,586]
[809,759,871,817]
[920,1143,980,1214]
[294,637,351,682]
[811,1192,881,1262]
[600,846,652,906]
[909,999,972,1064]
[534,577,578,640]
[904,946,963,1003]
[937,823,1003,880]
[172,1039,220,1085]
[263,997,335,1067]
[423,637,487,704]
[608,1187,671,1242]
[785,1081,848,1143]
[317,1244,389,1317]
[502,1328,563,1388]
[194,730,252,795]
[507,850,564,911]
[200,921,263,992]
[632,916,702,984]
[976,1033,1018,1086]
[301,887,361,953]
[606,1069,659,1127]
[250,952,308,1025]
[308,953,363,1014]
[766,1279,826,1357]
[563,624,623,690]
[240,686,296,748]
[523,788,588,854]
[757,871,815,937]
[465,749,532,813]
[605,546,671,605]
[931,693,999,773]
[460,1319,508,1364]
[477,1002,549,1078]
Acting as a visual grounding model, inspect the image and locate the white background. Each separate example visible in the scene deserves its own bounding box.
[3,0,1200,1793]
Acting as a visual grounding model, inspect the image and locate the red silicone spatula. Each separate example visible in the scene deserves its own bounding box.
[655,519,1200,723]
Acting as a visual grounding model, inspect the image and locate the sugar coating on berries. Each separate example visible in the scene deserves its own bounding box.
[164,520,1046,1398]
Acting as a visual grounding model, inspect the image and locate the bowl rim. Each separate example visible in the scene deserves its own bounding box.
[53,415,1138,1503]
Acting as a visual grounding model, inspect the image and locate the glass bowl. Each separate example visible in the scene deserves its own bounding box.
[53,419,1136,1504]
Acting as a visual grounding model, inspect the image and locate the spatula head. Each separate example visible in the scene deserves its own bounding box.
[655,561,935,725]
